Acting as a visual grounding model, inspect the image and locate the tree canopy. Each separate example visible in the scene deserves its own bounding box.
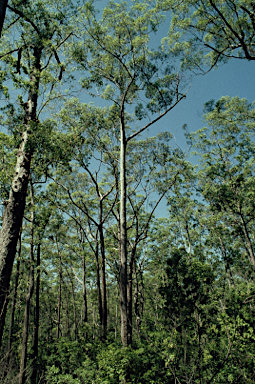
[0,0,255,383]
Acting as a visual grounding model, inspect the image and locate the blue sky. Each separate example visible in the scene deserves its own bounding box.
[145,57,255,217]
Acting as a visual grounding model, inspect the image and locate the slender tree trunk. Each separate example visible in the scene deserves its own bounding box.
[70,274,77,340]
[65,289,70,338]
[47,298,53,345]
[31,243,40,384]
[119,118,128,347]
[127,247,136,346]
[82,255,87,324]
[99,219,107,338]
[115,286,118,340]
[19,184,35,384]
[134,265,143,333]
[56,243,62,340]
[95,240,103,327]
[0,46,41,347]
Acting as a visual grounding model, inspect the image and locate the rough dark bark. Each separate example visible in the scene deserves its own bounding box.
[0,46,41,347]
[31,242,40,384]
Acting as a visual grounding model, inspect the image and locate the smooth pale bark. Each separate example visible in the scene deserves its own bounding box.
[19,184,35,384]
[99,220,107,338]
[31,243,40,384]
[0,46,41,347]
[0,0,8,37]
[119,119,128,347]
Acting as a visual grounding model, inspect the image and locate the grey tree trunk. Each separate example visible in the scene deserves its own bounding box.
[99,220,107,338]
[0,46,41,347]
[120,119,128,347]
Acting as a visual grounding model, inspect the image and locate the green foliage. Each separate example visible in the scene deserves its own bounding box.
[163,0,255,70]
[46,365,81,384]
[76,344,167,384]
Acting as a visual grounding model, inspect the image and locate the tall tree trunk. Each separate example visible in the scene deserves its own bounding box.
[120,118,128,347]
[127,247,136,346]
[95,240,103,327]
[19,183,35,384]
[115,286,118,340]
[70,274,77,340]
[31,242,40,384]
[99,219,107,338]
[82,255,87,324]
[134,264,143,333]
[65,289,70,338]
[56,239,62,340]
[0,46,41,347]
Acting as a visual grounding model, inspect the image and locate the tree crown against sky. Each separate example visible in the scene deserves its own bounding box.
[0,0,255,383]
[162,0,255,72]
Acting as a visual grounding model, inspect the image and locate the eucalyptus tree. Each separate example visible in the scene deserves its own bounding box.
[191,96,255,272]
[47,101,120,338]
[0,0,74,345]
[165,0,255,71]
[70,0,187,346]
